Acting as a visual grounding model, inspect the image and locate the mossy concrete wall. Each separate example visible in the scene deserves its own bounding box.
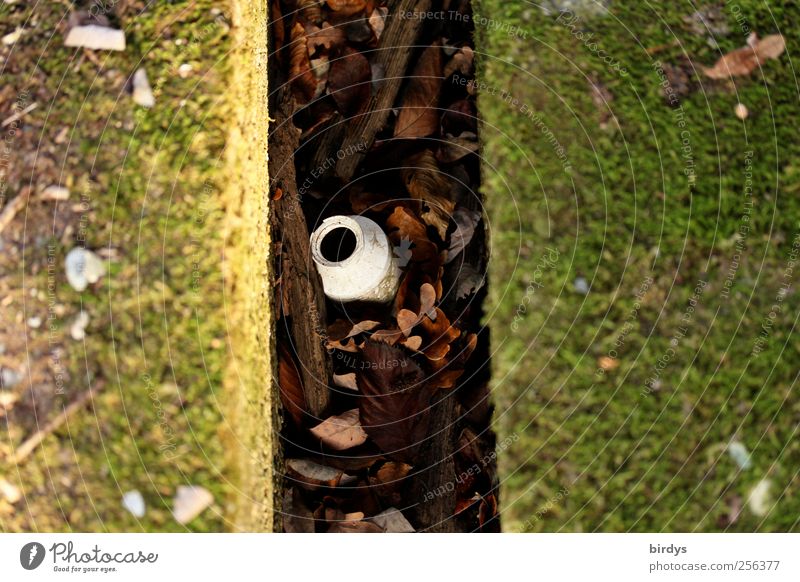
[226,0,277,532]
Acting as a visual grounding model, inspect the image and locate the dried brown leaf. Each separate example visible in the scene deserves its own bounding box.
[419,283,437,319]
[286,459,344,489]
[703,33,786,79]
[290,22,321,102]
[402,335,423,352]
[395,43,443,138]
[385,206,441,267]
[397,309,420,336]
[357,342,431,462]
[328,46,372,116]
[403,150,454,239]
[447,208,481,262]
[310,409,369,450]
[347,319,381,337]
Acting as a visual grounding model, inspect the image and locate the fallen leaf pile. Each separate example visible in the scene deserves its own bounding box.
[274,0,386,124]
[273,0,498,532]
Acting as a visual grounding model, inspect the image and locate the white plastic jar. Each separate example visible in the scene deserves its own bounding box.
[310,215,400,303]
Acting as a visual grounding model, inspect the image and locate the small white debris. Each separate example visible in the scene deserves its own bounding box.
[177,63,193,78]
[122,490,146,518]
[26,316,42,329]
[727,441,752,470]
[65,248,106,292]
[747,478,772,517]
[64,25,126,51]
[70,311,90,340]
[574,277,589,294]
[2,27,23,46]
[734,103,749,120]
[0,478,22,504]
[1,367,22,389]
[172,485,213,524]
[132,68,155,108]
[41,185,70,201]
[370,507,415,532]
[0,391,19,408]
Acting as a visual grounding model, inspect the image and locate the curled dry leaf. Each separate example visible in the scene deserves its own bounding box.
[455,263,485,299]
[328,46,372,116]
[298,0,323,24]
[325,0,368,17]
[447,208,481,262]
[703,33,786,79]
[310,409,369,451]
[290,22,321,102]
[403,150,455,240]
[287,459,344,489]
[357,341,432,462]
[395,43,443,138]
[386,206,441,268]
[419,307,461,363]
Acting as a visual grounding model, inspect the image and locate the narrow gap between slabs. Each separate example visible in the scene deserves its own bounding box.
[269,0,498,533]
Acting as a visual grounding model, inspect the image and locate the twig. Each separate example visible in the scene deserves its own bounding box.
[1,102,37,128]
[0,186,33,234]
[8,385,100,464]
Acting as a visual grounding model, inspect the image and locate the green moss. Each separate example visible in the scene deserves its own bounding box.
[2,1,233,532]
[475,0,800,531]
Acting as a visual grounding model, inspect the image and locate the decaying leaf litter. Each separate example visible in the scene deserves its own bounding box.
[270,0,498,532]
